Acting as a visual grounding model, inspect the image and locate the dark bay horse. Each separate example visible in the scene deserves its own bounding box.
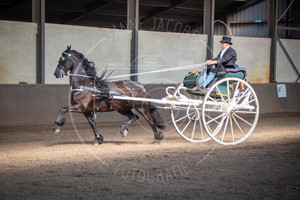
[53,46,165,145]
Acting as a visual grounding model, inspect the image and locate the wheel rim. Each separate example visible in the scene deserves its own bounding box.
[202,78,259,145]
[171,85,211,142]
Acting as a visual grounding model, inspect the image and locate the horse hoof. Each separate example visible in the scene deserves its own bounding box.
[154,132,164,140]
[92,137,103,145]
[92,141,100,146]
[120,125,128,137]
[53,128,60,134]
[153,139,161,145]
[121,129,128,137]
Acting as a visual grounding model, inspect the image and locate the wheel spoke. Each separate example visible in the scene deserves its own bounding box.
[204,112,223,126]
[212,114,227,136]
[236,88,250,104]
[191,119,197,140]
[229,115,234,143]
[175,114,188,123]
[233,113,254,127]
[235,110,257,114]
[221,115,230,142]
[248,98,257,104]
[175,111,195,123]
[181,119,191,133]
[205,112,227,125]
[232,115,245,136]
[227,80,230,102]
[233,81,240,99]
[215,86,228,107]
[198,119,204,140]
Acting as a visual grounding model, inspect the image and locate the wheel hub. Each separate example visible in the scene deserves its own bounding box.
[230,109,235,115]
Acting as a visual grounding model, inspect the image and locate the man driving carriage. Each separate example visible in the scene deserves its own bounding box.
[198,36,238,91]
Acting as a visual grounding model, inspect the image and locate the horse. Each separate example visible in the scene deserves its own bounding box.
[53,46,165,145]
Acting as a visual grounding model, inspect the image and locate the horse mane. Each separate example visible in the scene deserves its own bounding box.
[69,49,111,93]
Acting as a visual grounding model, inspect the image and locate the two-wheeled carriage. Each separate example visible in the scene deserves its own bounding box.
[113,72,259,145]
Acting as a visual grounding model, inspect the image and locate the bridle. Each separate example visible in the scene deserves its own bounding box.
[57,51,92,79]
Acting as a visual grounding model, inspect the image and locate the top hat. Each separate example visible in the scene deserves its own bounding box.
[220,36,232,45]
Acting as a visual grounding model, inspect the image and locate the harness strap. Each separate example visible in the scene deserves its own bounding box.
[71,85,102,94]
[71,85,121,110]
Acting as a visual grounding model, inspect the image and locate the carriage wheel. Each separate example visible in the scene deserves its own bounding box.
[202,77,259,145]
[171,84,211,142]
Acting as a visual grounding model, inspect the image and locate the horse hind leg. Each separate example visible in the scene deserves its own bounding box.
[53,106,69,134]
[84,111,103,146]
[134,103,164,144]
[118,110,139,137]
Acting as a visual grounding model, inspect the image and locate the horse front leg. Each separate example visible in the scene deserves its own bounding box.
[84,111,103,146]
[53,106,69,134]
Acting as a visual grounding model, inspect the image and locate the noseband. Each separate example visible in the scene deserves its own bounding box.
[57,52,72,77]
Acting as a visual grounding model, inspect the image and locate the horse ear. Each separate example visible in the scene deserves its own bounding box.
[67,45,71,51]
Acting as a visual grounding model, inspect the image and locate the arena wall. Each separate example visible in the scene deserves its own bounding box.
[1,20,299,84]
[0,21,36,84]
[0,84,299,126]
[276,39,300,82]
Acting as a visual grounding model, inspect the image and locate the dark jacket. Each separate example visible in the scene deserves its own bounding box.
[211,46,237,73]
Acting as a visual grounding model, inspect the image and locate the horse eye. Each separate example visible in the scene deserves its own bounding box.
[60,57,66,62]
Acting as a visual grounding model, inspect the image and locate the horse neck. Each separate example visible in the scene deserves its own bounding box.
[69,56,91,86]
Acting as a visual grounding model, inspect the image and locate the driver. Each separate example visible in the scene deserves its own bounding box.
[198,36,238,90]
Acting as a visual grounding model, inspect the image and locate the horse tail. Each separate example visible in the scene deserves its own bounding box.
[149,102,166,129]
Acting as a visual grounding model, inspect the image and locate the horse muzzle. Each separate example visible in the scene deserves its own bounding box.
[54,68,66,79]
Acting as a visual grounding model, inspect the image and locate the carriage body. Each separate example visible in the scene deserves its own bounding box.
[112,68,259,145]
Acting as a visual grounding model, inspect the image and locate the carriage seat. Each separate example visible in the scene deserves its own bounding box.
[216,67,247,79]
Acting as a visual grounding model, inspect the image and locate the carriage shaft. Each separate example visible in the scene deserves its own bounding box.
[112,95,202,107]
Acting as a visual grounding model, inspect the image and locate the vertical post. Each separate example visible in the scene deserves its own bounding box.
[127,0,139,81]
[268,0,278,83]
[32,0,45,84]
[203,0,215,60]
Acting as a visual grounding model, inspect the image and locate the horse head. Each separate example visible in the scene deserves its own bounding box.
[54,45,74,78]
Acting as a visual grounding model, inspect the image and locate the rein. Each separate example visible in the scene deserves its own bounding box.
[108,63,206,80]
[65,63,207,80]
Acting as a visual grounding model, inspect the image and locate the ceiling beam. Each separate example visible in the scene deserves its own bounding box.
[217,0,261,19]
[62,0,116,24]
[118,0,202,12]
[141,0,191,23]
[0,0,27,15]
[176,6,203,12]
[18,4,87,13]
[116,0,171,7]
